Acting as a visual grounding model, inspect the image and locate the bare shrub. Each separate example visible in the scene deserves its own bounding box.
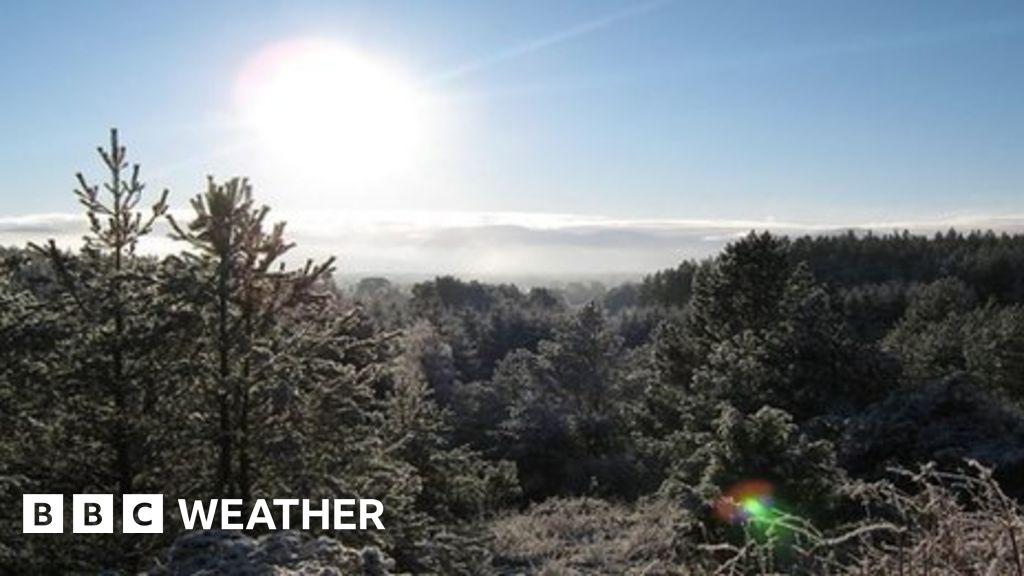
[491,497,692,575]
[492,463,1024,575]
[701,461,1024,575]
[837,460,1024,575]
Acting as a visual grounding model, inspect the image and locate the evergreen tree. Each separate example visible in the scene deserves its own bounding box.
[32,128,170,496]
[494,304,642,499]
[168,176,333,499]
[1,130,180,571]
[689,231,792,346]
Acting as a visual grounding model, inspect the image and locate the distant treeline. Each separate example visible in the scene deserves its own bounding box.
[613,229,1024,309]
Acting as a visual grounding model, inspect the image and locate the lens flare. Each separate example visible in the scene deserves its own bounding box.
[713,479,775,526]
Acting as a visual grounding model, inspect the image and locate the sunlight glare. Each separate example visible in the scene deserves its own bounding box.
[237,39,427,187]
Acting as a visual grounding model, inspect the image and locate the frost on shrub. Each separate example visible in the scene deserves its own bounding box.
[490,497,693,575]
[148,529,392,575]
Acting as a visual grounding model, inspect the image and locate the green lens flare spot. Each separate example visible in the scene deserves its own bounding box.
[742,497,769,520]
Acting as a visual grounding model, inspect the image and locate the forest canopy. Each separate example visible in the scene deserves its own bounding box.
[4,132,1024,574]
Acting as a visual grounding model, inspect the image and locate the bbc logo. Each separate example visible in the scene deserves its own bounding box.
[23,494,163,534]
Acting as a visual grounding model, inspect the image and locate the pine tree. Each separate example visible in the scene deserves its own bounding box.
[493,303,641,499]
[32,128,169,496]
[168,176,333,499]
[0,130,178,571]
[689,231,792,346]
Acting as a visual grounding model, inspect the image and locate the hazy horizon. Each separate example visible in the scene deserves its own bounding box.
[7,209,1024,278]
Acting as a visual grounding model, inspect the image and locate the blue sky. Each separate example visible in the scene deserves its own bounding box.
[2,1,1023,273]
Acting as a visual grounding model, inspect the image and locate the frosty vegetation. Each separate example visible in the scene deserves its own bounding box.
[4,131,1024,574]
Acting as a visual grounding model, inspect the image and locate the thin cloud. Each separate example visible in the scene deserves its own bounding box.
[433,0,672,83]
[6,210,1024,275]
[0,213,85,234]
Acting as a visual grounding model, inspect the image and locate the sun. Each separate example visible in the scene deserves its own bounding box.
[236,39,427,186]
